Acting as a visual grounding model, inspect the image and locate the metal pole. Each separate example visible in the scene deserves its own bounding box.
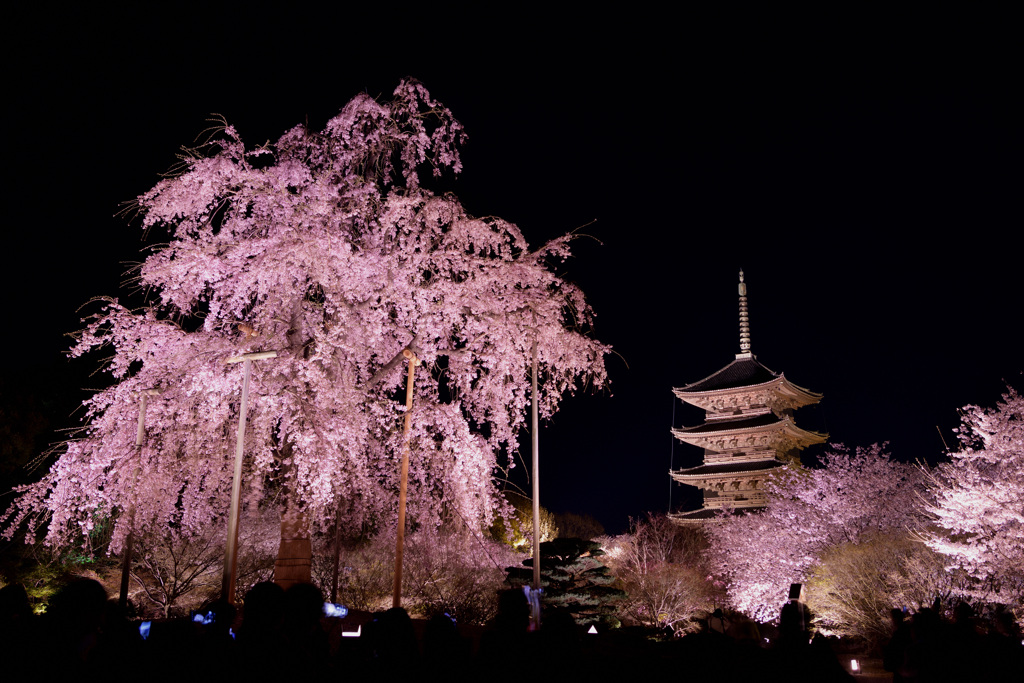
[222,350,277,604]
[119,388,159,611]
[531,336,541,593]
[392,348,418,608]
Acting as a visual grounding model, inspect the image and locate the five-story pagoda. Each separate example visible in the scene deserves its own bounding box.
[669,271,826,524]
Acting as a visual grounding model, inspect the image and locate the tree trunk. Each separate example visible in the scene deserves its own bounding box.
[274,504,312,590]
[272,304,314,590]
[271,425,312,590]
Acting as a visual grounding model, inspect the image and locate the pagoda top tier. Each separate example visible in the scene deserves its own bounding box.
[673,355,822,413]
[673,271,822,414]
[677,353,777,392]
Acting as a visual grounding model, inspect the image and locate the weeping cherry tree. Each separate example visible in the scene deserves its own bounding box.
[3,81,609,587]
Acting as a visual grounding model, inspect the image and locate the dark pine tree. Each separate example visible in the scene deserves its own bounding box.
[507,538,625,628]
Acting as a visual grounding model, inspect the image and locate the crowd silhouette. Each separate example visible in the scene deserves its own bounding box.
[883,600,1023,682]
[1,579,1020,682]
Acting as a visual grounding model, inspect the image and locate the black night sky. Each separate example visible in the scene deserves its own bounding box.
[4,6,1020,533]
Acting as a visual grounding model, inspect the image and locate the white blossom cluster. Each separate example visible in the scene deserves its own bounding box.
[924,389,1024,604]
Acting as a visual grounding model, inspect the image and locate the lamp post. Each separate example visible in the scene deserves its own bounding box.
[222,350,277,604]
[118,387,161,611]
[531,335,541,593]
[528,331,544,629]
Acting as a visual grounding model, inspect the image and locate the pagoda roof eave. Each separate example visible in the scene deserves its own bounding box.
[674,412,782,434]
[669,507,766,524]
[671,459,783,479]
[672,415,827,440]
[673,373,822,404]
[778,375,824,402]
[672,418,828,451]
[669,509,725,524]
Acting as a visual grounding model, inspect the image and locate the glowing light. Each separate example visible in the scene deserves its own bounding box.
[323,602,349,618]
[342,625,362,638]
[193,610,215,625]
[139,621,151,640]
[587,625,598,634]
[851,659,860,672]
[523,586,542,630]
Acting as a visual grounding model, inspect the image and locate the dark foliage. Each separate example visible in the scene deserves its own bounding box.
[506,537,625,627]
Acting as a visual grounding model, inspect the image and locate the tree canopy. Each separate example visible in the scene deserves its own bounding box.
[924,388,1024,604]
[708,445,925,622]
[3,80,608,554]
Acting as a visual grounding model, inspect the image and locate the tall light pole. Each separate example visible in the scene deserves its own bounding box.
[222,350,277,604]
[531,334,541,594]
[392,347,419,608]
[118,387,161,611]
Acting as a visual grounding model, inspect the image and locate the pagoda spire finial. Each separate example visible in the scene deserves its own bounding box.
[738,269,752,355]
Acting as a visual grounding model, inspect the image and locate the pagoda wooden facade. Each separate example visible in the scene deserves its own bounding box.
[669,271,826,524]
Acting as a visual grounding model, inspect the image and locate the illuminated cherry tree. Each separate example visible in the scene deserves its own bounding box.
[2,81,608,560]
[602,514,720,633]
[708,445,925,621]
[924,389,1024,604]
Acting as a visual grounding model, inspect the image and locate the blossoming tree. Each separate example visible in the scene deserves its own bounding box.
[708,445,925,622]
[602,514,720,633]
[924,389,1024,605]
[2,82,608,580]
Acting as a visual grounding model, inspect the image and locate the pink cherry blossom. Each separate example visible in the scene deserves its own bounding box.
[924,389,1024,603]
[3,80,609,558]
[708,444,925,621]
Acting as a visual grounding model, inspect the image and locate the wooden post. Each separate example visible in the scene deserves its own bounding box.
[118,387,160,611]
[222,350,277,604]
[392,348,419,608]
